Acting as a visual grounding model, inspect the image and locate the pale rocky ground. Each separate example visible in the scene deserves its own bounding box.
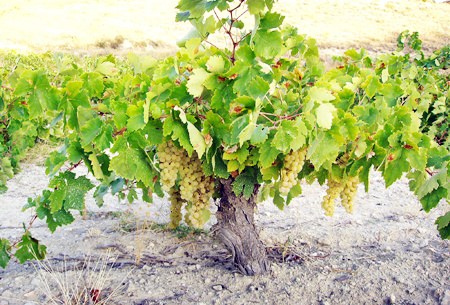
[0,163,449,305]
[0,0,450,304]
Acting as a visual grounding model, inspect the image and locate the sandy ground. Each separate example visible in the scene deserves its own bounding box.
[0,164,449,305]
[0,1,450,304]
[0,0,449,56]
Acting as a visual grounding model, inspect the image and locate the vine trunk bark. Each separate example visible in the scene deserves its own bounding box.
[215,178,270,275]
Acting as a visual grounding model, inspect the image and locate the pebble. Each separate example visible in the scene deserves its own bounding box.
[212,284,223,291]
[389,294,396,304]
[0,301,8,305]
[418,239,429,248]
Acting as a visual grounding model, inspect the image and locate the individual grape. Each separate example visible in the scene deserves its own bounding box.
[340,176,359,213]
[321,179,344,216]
[168,187,184,229]
[279,148,307,195]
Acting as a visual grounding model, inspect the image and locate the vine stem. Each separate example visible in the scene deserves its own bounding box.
[11,214,38,248]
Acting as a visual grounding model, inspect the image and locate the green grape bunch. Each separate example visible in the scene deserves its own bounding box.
[340,176,360,214]
[279,148,307,195]
[322,179,345,216]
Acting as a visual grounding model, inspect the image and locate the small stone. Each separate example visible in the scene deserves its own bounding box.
[334,274,351,282]
[418,239,429,248]
[0,301,9,305]
[205,278,211,285]
[188,265,197,271]
[163,262,171,267]
[212,284,223,291]
[389,294,396,304]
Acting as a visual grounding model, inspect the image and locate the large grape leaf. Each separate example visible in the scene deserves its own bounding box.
[14,232,47,264]
[253,30,282,59]
[109,146,153,187]
[187,68,210,97]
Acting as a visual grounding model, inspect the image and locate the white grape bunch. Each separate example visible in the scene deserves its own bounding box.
[168,187,184,229]
[279,148,307,195]
[340,176,359,213]
[179,153,215,228]
[321,178,344,216]
[157,141,187,191]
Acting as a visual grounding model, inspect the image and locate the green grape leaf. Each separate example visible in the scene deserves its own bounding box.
[260,12,285,29]
[247,76,270,100]
[109,146,153,187]
[88,154,105,180]
[307,132,340,169]
[163,117,194,155]
[187,68,210,97]
[206,55,226,74]
[362,75,381,98]
[272,120,305,153]
[48,172,94,212]
[232,171,257,199]
[80,118,103,147]
[127,104,146,132]
[253,30,282,59]
[14,232,47,264]
[287,183,302,205]
[0,239,10,269]
[309,87,336,103]
[383,153,410,187]
[420,187,448,212]
[45,150,68,177]
[315,103,336,130]
[94,184,109,207]
[250,125,269,145]
[259,140,280,168]
[176,0,206,19]
[247,0,266,15]
[273,190,285,210]
[436,212,450,239]
[176,106,207,158]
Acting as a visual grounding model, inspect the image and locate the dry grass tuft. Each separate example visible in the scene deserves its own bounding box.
[33,251,131,305]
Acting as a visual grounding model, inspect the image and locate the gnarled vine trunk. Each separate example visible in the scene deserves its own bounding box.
[215,178,269,275]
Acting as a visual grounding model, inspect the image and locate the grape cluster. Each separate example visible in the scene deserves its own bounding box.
[157,141,187,192]
[157,140,215,229]
[340,176,359,213]
[168,187,184,229]
[179,155,215,228]
[321,179,344,216]
[279,148,307,195]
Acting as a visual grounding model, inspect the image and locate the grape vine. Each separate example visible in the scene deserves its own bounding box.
[0,0,449,270]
